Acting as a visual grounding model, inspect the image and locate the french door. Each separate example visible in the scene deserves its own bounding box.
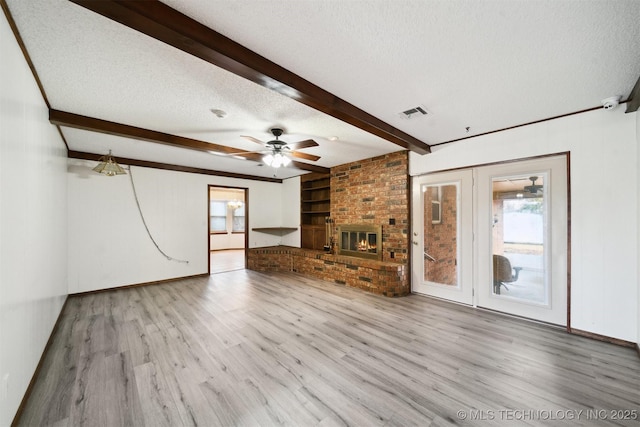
[411,170,473,304]
[411,155,568,325]
[475,156,567,325]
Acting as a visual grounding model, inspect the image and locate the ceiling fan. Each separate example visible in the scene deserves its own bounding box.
[211,128,322,171]
[240,128,321,166]
[523,176,543,194]
[208,127,324,172]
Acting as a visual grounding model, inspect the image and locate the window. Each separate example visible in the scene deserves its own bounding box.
[210,201,227,232]
[232,204,245,232]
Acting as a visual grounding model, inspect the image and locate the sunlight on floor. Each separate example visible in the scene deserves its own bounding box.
[210,249,245,274]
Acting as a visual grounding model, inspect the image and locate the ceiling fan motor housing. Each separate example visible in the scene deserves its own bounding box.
[524,176,543,194]
[267,128,288,150]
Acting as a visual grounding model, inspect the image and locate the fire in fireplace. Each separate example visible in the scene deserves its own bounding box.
[337,224,382,260]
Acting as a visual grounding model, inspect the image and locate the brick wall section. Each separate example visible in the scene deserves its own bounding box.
[331,151,409,265]
[246,246,293,272]
[247,246,408,297]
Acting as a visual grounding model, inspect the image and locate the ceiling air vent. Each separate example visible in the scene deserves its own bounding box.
[399,105,428,119]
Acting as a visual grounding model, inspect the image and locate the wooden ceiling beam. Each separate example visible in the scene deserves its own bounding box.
[51,109,330,174]
[50,109,240,154]
[625,73,640,113]
[68,150,283,183]
[68,0,431,154]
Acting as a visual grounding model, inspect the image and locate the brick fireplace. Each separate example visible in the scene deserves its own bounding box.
[248,151,410,297]
[331,151,409,265]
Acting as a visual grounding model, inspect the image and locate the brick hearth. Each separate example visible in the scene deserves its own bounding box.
[247,246,408,297]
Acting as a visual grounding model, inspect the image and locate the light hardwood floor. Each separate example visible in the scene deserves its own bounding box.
[18,270,640,426]
[210,249,245,274]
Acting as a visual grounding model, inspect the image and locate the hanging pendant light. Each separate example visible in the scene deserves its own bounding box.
[92,150,126,176]
[228,199,243,209]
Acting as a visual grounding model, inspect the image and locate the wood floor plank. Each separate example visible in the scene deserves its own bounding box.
[122,319,152,368]
[103,351,145,426]
[16,270,640,426]
[69,350,108,426]
[133,361,184,426]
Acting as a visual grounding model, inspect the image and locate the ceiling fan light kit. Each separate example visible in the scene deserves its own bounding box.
[263,152,291,168]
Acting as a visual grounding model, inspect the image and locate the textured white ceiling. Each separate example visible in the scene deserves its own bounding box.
[5,0,640,179]
[166,0,640,143]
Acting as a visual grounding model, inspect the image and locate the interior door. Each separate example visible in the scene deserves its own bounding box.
[411,170,473,304]
[475,156,567,325]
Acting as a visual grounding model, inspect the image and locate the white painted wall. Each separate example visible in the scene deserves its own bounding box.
[0,16,68,426]
[281,176,302,247]
[410,107,638,342]
[68,162,286,293]
[210,233,245,250]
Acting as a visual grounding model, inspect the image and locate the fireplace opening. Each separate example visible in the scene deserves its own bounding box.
[337,224,382,260]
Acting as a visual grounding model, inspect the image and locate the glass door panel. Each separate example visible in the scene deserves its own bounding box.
[492,174,548,305]
[424,184,458,287]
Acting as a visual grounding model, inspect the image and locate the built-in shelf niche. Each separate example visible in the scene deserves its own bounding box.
[300,173,331,250]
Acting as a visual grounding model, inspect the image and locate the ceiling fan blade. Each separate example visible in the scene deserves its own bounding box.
[231,152,265,162]
[524,185,543,194]
[230,150,321,164]
[240,135,265,144]
[241,152,327,172]
[209,149,265,159]
[290,160,329,173]
[288,139,318,150]
[233,150,265,157]
[211,150,330,173]
[289,151,321,162]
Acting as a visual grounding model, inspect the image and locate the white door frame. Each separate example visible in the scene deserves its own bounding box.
[410,154,570,327]
[411,170,473,305]
[475,155,568,325]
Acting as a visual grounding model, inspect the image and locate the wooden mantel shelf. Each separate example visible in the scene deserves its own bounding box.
[252,227,298,234]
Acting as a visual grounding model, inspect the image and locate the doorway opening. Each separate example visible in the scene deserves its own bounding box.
[208,185,248,274]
